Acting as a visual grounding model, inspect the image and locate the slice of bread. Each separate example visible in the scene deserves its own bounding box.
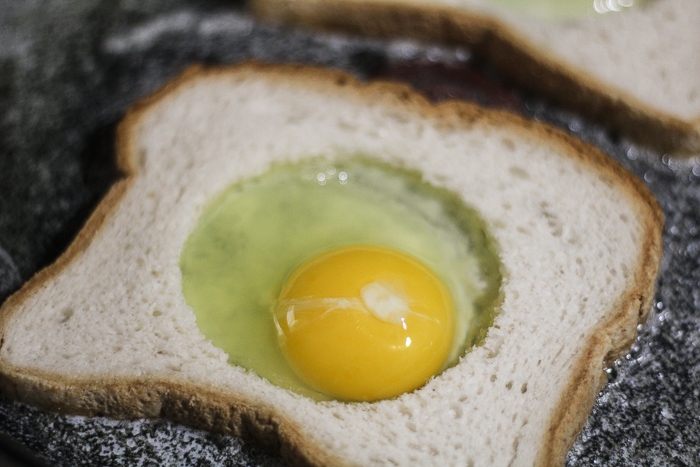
[249,0,700,154]
[0,62,662,466]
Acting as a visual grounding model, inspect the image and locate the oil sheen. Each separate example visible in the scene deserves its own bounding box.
[180,158,501,401]
[488,0,652,21]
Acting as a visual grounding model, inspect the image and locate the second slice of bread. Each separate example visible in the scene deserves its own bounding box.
[0,63,662,466]
[250,0,700,154]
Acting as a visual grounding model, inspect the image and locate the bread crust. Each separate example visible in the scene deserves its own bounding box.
[249,0,700,155]
[0,62,663,466]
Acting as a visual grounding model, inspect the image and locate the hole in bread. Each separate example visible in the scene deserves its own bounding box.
[138,149,147,169]
[338,118,357,130]
[490,374,497,382]
[508,166,529,179]
[467,459,474,467]
[501,138,515,151]
[59,307,74,324]
[153,310,163,317]
[520,383,528,394]
[449,405,463,419]
[540,201,562,237]
[599,174,614,188]
[553,346,564,359]
[406,421,417,433]
[505,381,513,390]
[491,219,506,230]
[286,112,308,125]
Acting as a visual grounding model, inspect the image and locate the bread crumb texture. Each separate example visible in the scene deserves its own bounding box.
[0,63,662,466]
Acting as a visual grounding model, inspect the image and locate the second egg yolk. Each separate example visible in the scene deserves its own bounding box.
[273,245,455,402]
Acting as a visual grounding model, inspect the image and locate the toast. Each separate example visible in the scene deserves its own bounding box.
[249,0,700,154]
[0,62,662,466]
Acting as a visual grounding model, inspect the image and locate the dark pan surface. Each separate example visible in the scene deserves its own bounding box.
[0,1,698,465]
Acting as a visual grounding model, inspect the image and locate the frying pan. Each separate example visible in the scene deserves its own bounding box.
[0,1,698,465]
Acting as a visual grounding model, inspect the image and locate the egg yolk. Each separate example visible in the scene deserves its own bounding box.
[273,245,455,402]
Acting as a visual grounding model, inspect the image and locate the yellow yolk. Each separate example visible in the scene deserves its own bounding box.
[273,245,455,402]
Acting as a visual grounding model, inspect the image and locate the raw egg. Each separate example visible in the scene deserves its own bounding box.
[275,245,455,402]
[180,157,501,401]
